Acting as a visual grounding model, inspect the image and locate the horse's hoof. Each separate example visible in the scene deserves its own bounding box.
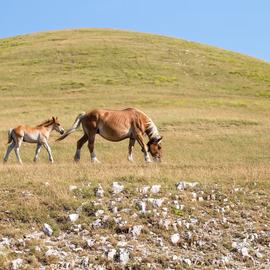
[91,158,101,164]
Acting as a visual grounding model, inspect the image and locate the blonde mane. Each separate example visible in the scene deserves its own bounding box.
[145,118,160,140]
[36,119,54,127]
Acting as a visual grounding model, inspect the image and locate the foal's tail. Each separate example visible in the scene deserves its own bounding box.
[7,129,13,144]
[56,112,86,141]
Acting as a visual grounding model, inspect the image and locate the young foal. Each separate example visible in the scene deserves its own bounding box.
[3,117,64,164]
[57,108,162,163]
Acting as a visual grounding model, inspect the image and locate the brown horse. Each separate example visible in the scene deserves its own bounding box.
[57,108,162,163]
[3,117,64,164]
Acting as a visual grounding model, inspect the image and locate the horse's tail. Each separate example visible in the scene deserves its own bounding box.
[56,112,86,141]
[7,129,13,144]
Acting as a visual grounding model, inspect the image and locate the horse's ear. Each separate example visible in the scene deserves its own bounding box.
[157,136,163,144]
[52,116,56,122]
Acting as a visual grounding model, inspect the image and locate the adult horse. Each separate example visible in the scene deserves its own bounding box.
[57,108,162,163]
[3,117,64,164]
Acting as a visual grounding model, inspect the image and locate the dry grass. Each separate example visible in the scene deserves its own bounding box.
[0,29,270,268]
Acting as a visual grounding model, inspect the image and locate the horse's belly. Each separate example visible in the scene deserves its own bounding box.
[23,133,39,143]
[98,126,130,142]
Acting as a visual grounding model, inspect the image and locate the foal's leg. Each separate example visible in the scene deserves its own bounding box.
[43,141,54,163]
[74,134,88,162]
[135,133,152,162]
[14,137,23,164]
[127,138,135,162]
[88,134,100,163]
[3,141,15,162]
[33,143,42,162]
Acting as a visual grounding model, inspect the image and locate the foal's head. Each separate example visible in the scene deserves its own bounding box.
[52,117,65,135]
[147,136,163,162]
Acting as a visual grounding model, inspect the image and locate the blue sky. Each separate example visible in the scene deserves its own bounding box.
[1,0,269,61]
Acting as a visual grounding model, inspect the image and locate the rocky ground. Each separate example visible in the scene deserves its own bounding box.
[0,180,269,270]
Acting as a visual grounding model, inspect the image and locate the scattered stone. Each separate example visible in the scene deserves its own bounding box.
[255,250,263,258]
[131,225,143,237]
[42,223,53,236]
[176,181,198,190]
[69,213,79,222]
[10,258,24,270]
[151,185,161,193]
[116,248,129,264]
[107,248,117,260]
[139,186,150,194]
[112,182,124,194]
[92,219,102,228]
[151,198,164,208]
[241,247,249,257]
[136,201,146,213]
[170,233,180,245]
[69,185,78,191]
[95,184,104,197]
[183,258,192,266]
[86,238,95,248]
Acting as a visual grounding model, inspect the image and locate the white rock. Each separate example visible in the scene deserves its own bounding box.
[139,186,150,194]
[86,238,95,248]
[176,181,198,190]
[69,185,78,191]
[112,182,124,194]
[159,219,171,230]
[151,185,161,193]
[241,247,249,257]
[95,184,104,197]
[137,201,146,213]
[183,258,192,266]
[255,250,263,258]
[42,223,53,236]
[131,225,143,237]
[172,255,178,261]
[191,192,197,201]
[10,258,24,270]
[45,248,59,257]
[92,219,102,228]
[170,233,180,244]
[107,248,117,260]
[69,213,79,222]
[152,198,164,208]
[95,209,105,217]
[117,248,129,264]
[198,196,204,202]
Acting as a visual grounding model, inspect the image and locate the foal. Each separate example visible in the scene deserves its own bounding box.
[3,117,64,164]
[57,108,162,163]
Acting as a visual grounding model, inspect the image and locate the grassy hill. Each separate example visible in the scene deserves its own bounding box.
[0,29,270,269]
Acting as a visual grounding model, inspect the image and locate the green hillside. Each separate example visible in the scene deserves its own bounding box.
[0,29,269,269]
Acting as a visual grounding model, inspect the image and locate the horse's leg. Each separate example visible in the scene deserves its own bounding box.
[14,137,23,164]
[88,134,100,163]
[127,138,135,162]
[33,143,42,162]
[135,133,152,162]
[74,134,88,162]
[43,141,54,163]
[3,141,15,162]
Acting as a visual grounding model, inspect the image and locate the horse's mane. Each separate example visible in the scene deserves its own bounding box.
[36,119,54,127]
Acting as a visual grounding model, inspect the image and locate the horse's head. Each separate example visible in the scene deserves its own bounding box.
[147,136,163,162]
[52,117,65,135]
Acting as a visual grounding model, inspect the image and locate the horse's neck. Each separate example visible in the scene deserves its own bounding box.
[42,124,54,136]
[145,118,160,140]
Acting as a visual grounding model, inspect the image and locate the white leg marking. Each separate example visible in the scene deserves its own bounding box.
[91,152,100,163]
